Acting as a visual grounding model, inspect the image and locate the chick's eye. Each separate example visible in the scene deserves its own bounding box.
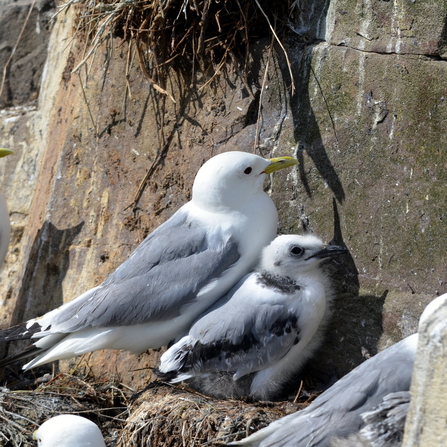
[290,246,304,256]
[244,167,252,174]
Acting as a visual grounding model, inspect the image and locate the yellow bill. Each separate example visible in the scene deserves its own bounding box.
[263,156,298,174]
[0,148,13,158]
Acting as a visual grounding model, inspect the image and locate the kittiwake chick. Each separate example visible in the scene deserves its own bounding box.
[156,234,347,400]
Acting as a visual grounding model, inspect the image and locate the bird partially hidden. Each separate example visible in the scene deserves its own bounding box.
[228,293,447,446]
[156,234,347,401]
[0,148,13,267]
[330,391,411,447]
[0,151,297,370]
[33,414,106,447]
[228,333,418,446]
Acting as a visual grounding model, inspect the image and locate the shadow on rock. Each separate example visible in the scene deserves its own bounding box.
[1,220,84,386]
[280,199,384,399]
[276,0,345,203]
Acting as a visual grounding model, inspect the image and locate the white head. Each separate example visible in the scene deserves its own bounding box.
[34,415,106,447]
[260,234,347,278]
[192,151,297,212]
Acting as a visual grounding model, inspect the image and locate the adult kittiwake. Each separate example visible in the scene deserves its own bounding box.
[34,414,106,447]
[331,391,411,447]
[229,334,418,446]
[156,234,347,400]
[0,151,297,370]
[0,148,13,267]
[228,294,447,446]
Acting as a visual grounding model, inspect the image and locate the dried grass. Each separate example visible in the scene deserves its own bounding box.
[50,0,297,201]
[0,372,309,447]
[116,383,304,446]
[55,0,295,97]
[0,372,130,446]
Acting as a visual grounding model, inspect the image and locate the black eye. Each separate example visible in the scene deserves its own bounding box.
[290,246,304,256]
[244,167,252,174]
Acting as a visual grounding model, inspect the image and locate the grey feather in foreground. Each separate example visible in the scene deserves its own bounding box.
[0,151,297,370]
[233,294,447,447]
[228,333,418,446]
[34,414,105,447]
[331,391,410,447]
[230,293,447,447]
[156,234,347,401]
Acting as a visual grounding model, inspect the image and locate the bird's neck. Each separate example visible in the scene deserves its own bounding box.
[257,272,302,294]
[296,269,328,293]
[192,186,271,214]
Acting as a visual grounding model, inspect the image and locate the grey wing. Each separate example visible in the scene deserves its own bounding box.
[239,336,416,447]
[353,391,410,447]
[46,210,240,332]
[247,372,383,447]
[181,287,301,378]
[254,374,404,447]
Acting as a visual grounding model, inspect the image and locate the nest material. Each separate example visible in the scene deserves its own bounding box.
[0,372,130,447]
[57,0,294,92]
[116,383,303,446]
[0,372,306,447]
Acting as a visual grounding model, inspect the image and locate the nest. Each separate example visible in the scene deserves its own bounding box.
[0,371,308,447]
[116,383,303,446]
[0,372,130,446]
[56,0,295,97]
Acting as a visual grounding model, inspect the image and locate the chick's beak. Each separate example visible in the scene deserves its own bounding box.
[307,244,348,260]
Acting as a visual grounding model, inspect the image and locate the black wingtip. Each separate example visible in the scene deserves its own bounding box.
[0,322,41,342]
[0,322,44,369]
[0,345,42,369]
[153,367,180,382]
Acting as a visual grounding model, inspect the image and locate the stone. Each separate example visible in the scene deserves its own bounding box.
[0,0,446,399]
[403,296,447,446]
[0,0,55,107]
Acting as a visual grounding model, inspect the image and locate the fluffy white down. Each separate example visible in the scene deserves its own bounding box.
[34,415,106,447]
[158,233,342,400]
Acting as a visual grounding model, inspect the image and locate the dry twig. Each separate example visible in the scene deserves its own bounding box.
[253,0,295,95]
